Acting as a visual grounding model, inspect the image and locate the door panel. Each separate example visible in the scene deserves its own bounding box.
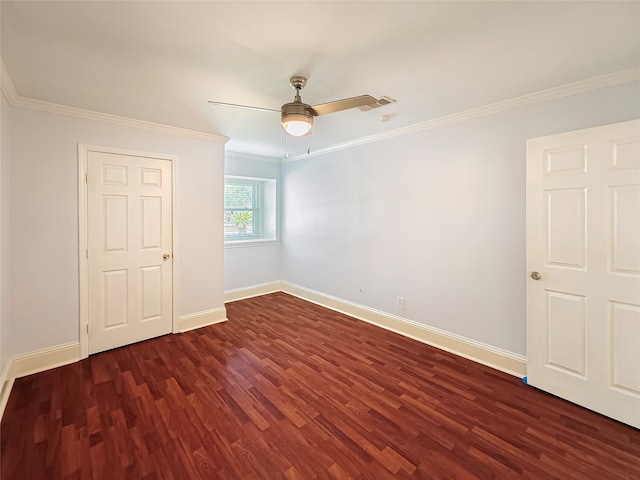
[104,196,128,251]
[611,137,640,170]
[103,269,129,328]
[545,188,586,268]
[141,196,163,249]
[611,186,640,274]
[527,119,640,428]
[546,290,586,377]
[88,151,173,354]
[141,265,163,321]
[610,301,640,394]
[545,144,587,175]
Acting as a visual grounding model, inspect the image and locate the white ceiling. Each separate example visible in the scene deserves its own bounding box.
[2,1,639,158]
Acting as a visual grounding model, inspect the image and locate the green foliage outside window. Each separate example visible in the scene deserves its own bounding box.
[231,211,253,234]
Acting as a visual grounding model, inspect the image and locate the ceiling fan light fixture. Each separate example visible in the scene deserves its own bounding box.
[281,103,314,136]
[282,116,313,136]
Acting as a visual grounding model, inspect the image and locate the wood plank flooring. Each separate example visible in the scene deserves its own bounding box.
[2,292,639,479]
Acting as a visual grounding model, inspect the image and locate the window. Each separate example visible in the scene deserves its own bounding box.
[224,176,276,243]
[225,178,260,238]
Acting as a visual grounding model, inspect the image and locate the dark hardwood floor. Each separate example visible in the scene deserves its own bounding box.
[2,292,639,479]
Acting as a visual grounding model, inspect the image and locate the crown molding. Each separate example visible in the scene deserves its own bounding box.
[0,58,229,144]
[284,67,640,162]
[1,59,18,104]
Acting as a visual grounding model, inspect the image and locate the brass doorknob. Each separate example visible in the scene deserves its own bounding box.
[163,254,171,261]
[530,271,541,280]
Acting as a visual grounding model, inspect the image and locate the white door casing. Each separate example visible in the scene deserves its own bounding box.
[79,145,176,356]
[526,119,640,428]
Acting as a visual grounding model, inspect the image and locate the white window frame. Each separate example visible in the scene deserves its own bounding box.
[224,175,277,246]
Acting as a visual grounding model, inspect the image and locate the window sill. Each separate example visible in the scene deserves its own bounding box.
[224,239,279,249]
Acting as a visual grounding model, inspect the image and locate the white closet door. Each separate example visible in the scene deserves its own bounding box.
[87,151,173,354]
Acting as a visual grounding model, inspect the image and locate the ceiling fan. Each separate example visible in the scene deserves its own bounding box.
[208,76,395,137]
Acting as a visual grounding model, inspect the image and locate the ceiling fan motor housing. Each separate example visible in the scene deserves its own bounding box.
[281,102,314,136]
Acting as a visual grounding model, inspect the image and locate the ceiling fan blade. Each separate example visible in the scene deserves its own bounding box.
[207,101,279,113]
[309,95,378,116]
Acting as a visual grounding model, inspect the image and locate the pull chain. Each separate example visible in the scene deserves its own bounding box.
[284,131,289,159]
[283,130,311,158]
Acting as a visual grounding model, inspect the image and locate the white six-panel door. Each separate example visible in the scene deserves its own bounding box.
[527,119,640,428]
[87,151,173,354]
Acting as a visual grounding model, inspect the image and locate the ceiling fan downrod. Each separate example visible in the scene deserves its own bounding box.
[289,75,307,103]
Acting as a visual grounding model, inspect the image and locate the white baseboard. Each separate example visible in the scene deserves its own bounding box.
[225,281,284,302]
[280,281,527,377]
[1,341,81,420]
[178,307,227,333]
[10,341,81,380]
[0,358,10,393]
[0,359,14,420]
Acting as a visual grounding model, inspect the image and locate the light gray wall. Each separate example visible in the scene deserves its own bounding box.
[8,105,225,355]
[281,82,640,356]
[224,154,281,291]
[0,92,9,372]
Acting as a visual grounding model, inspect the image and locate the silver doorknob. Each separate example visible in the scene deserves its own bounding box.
[530,271,541,280]
[163,253,171,261]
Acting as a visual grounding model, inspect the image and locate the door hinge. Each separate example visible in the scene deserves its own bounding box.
[86,249,88,259]
[86,324,89,334]
[85,173,88,183]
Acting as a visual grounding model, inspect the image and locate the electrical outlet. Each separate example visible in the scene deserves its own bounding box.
[397,297,405,310]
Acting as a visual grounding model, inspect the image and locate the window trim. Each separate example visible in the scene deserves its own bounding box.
[224,239,279,249]
[224,177,261,240]
[224,175,277,245]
